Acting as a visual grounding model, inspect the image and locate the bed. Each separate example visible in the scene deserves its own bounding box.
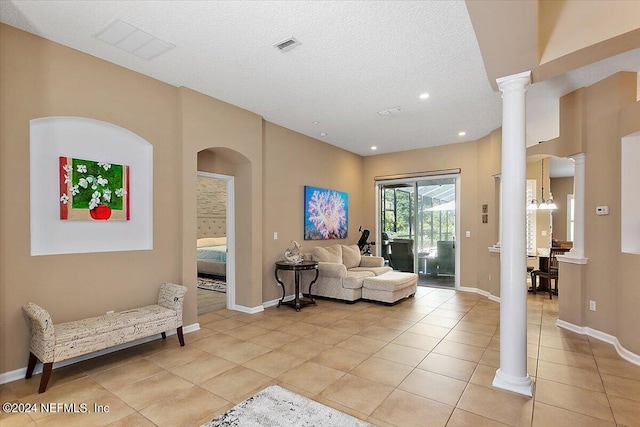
[197,237,227,277]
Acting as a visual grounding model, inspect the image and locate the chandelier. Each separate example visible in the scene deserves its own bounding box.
[528,158,557,211]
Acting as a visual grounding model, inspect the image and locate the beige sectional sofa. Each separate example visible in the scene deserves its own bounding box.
[301,244,393,302]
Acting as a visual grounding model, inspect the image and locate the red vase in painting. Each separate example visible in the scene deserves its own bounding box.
[89,205,112,220]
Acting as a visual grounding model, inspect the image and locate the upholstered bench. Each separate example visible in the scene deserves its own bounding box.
[362,271,418,304]
[22,282,187,393]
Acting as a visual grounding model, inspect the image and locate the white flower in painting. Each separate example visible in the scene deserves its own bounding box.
[63,164,72,173]
[89,191,101,210]
[102,189,112,203]
[78,178,88,189]
[115,188,127,197]
[64,174,71,184]
[60,194,69,204]
[76,164,87,173]
[70,185,80,196]
[98,162,111,171]
[97,175,108,186]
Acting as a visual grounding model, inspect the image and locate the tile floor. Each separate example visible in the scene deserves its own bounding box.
[2,287,640,426]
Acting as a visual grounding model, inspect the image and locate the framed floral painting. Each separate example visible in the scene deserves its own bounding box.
[304,186,348,240]
[59,156,129,221]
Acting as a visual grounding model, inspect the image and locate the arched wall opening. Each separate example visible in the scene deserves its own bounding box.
[192,148,253,312]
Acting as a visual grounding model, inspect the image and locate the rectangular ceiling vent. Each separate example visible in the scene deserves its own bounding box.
[274,37,301,53]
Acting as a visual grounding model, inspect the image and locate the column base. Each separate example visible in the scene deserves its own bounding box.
[492,368,533,397]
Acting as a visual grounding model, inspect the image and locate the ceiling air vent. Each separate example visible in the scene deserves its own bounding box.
[274,37,301,52]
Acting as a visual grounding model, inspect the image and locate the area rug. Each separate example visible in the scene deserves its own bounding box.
[197,276,227,293]
[201,385,373,427]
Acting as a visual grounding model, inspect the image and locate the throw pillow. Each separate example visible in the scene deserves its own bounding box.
[341,244,362,269]
[312,245,343,263]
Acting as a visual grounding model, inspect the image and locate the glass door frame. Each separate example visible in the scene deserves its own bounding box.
[375,173,461,289]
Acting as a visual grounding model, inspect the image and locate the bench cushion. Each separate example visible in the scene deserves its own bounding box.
[55,305,176,344]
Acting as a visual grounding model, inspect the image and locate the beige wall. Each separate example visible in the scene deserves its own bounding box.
[179,88,263,310]
[0,25,182,373]
[262,122,364,302]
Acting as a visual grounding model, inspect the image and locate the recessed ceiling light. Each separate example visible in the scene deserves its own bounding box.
[312,121,319,125]
[458,131,466,136]
[320,132,327,137]
[371,146,377,150]
[419,93,430,99]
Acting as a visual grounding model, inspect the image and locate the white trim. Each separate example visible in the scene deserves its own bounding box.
[556,320,640,366]
[556,254,588,265]
[232,304,265,314]
[0,322,200,385]
[263,295,297,309]
[197,171,235,311]
[488,246,501,253]
[458,286,500,303]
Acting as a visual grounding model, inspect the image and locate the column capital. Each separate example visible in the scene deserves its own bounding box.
[496,71,532,94]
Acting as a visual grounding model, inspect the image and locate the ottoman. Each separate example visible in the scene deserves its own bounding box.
[362,271,418,304]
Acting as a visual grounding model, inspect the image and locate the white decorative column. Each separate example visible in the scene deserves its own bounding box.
[567,153,586,260]
[493,71,533,396]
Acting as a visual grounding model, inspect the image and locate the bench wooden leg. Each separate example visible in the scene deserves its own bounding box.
[39,363,52,394]
[26,352,37,379]
[161,332,166,339]
[177,326,185,347]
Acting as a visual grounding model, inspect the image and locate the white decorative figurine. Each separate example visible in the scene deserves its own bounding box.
[284,240,302,263]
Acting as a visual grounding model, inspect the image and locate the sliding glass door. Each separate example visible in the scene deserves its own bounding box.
[379,176,457,288]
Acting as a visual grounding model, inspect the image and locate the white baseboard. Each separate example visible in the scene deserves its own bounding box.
[556,319,640,366]
[0,322,201,386]
[459,286,501,303]
[231,304,265,314]
[262,294,297,309]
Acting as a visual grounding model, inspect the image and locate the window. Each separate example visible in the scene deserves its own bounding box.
[567,194,574,241]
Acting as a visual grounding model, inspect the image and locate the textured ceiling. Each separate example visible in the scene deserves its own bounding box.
[1,1,638,156]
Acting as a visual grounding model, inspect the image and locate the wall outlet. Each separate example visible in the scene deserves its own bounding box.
[106,310,115,315]
[589,300,596,311]
[273,232,278,240]
[596,206,609,215]
[465,231,471,238]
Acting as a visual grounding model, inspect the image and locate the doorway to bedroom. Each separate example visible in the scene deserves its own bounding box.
[196,172,235,315]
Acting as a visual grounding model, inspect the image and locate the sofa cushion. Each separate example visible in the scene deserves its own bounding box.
[349,266,393,276]
[313,245,342,263]
[341,244,362,269]
[342,270,375,289]
[363,271,418,291]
